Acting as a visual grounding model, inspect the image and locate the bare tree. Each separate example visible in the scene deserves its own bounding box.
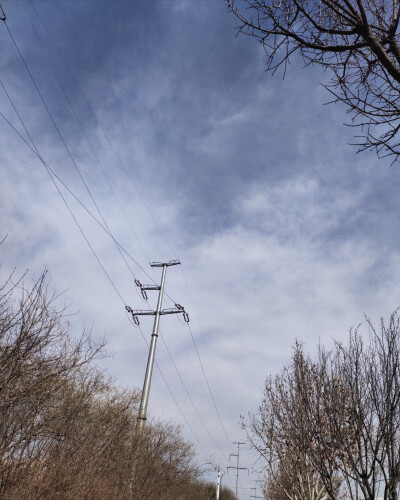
[0,268,202,499]
[246,311,400,500]
[328,313,400,500]
[264,451,334,500]
[0,269,105,496]
[227,0,400,161]
[246,342,343,500]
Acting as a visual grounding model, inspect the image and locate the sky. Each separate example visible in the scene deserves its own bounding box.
[1,0,400,498]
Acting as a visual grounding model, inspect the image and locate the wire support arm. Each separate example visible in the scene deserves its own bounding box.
[140,285,161,291]
[150,260,180,267]
[126,304,189,325]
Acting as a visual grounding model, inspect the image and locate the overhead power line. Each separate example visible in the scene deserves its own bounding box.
[21,0,152,285]
[24,3,237,453]
[25,1,237,448]
[0,87,126,306]
[1,12,148,303]
[0,102,217,462]
[1,3,238,476]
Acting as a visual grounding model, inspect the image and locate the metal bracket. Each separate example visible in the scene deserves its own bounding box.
[141,284,161,291]
[150,260,181,268]
[159,306,189,322]
[125,303,189,325]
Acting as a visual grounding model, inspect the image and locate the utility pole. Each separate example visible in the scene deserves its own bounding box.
[227,441,248,498]
[216,467,224,500]
[125,260,189,433]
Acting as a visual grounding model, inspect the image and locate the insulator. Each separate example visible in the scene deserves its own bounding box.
[132,315,140,326]
[183,312,190,323]
[141,289,148,300]
[125,305,133,313]
[175,303,184,311]
[134,279,142,288]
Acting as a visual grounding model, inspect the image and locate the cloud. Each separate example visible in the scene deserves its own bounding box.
[2,1,400,497]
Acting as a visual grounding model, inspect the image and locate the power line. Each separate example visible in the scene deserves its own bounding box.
[0,89,126,306]
[159,329,226,455]
[0,102,213,460]
[180,265,240,427]
[2,3,238,473]
[2,13,147,302]
[26,3,237,452]
[28,0,179,264]
[21,0,152,289]
[126,312,206,451]
[187,321,234,453]
[0,103,144,291]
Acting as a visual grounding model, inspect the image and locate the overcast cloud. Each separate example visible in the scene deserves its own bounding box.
[1,0,400,497]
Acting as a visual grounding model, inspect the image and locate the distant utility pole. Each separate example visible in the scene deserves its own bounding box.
[125,260,189,433]
[216,467,224,500]
[227,441,248,498]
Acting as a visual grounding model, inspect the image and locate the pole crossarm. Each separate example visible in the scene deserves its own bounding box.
[125,303,189,325]
[150,260,180,267]
[160,307,184,315]
[126,307,155,316]
[141,284,161,291]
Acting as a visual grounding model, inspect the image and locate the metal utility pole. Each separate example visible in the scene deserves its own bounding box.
[216,467,224,500]
[125,260,189,433]
[227,441,248,498]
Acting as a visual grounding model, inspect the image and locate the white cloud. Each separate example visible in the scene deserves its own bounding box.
[2,2,400,497]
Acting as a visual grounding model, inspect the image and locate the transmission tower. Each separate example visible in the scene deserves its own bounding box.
[125,260,189,432]
[227,441,248,498]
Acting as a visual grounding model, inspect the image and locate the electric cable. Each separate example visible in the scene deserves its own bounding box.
[0,101,145,290]
[23,9,236,446]
[125,312,206,452]
[179,266,239,427]
[21,0,152,284]
[0,85,224,462]
[3,2,238,470]
[1,15,146,304]
[0,94,126,306]
[1,80,239,500]
[187,321,234,452]
[158,329,225,455]
[28,0,178,265]
[0,100,211,461]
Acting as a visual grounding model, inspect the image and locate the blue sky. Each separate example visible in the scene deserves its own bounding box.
[1,0,400,497]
